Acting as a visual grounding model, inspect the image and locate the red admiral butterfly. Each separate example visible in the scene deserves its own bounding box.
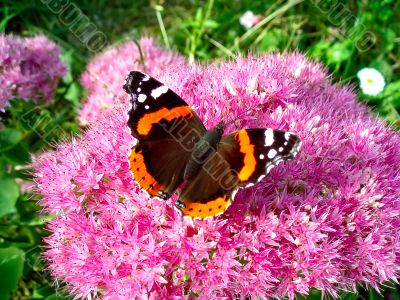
[123,71,301,219]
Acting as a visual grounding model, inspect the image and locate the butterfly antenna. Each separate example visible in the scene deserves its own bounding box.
[83,37,146,107]
[131,38,146,72]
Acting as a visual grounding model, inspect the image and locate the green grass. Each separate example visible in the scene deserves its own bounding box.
[0,0,399,299]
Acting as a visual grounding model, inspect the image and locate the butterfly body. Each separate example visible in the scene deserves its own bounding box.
[184,121,224,180]
[123,71,301,219]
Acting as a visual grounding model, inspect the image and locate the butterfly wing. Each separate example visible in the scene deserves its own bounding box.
[124,71,206,198]
[176,129,301,219]
[223,129,301,185]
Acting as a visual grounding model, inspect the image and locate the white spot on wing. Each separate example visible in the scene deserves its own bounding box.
[145,105,150,110]
[257,175,266,182]
[264,128,274,146]
[290,140,302,157]
[151,85,169,99]
[266,164,275,173]
[296,141,302,153]
[225,201,232,211]
[137,87,141,92]
[285,132,291,141]
[268,149,277,159]
[138,94,147,102]
[259,154,264,159]
[143,74,150,81]
[279,147,284,152]
[231,189,238,200]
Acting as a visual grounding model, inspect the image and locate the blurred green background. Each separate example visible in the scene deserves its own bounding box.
[0,0,399,299]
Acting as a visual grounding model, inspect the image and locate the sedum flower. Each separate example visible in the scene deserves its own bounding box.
[239,11,261,30]
[35,53,400,299]
[357,67,385,96]
[79,37,186,125]
[0,34,67,110]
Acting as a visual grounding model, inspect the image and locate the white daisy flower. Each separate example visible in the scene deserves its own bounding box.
[357,67,385,96]
[239,11,260,30]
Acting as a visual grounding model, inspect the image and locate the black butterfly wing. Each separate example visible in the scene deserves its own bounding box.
[124,71,206,199]
[223,129,301,185]
[176,129,301,219]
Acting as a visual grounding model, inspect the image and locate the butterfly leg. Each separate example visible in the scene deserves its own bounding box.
[174,199,186,209]
[158,191,173,200]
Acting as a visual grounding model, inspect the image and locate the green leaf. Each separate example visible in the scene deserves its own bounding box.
[45,294,62,300]
[0,128,23,152]
[340,292,359,300]
[204,19,219,29]
[2,143,31,165]
[33,285,55,298]
[0,247,24,300]
[60,50,74,83]
[65,82,82,106]
[0,7,15,32]
[383,29,396,52]
[327,41,353,65]
[308,40,331,60]
[381,81,400,109]
[296,289,322,300]
[259,29,282,52]
[0,178,19,217]
[195,8,203,22]
[12,167,33,180]
[368,287,382,300]
[45,292,73,300]
[0,157,5,177]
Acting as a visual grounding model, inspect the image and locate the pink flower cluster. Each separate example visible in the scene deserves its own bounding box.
[0,34,67,110]
[79,37,186,125]
[34,53,400,299]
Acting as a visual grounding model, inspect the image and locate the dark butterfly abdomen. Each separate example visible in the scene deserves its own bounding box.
[184,122,225,180]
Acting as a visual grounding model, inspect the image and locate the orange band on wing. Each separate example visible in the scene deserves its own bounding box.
[137,106,192,135]
[179,195,231,219]
[129,147,162,197]
[235,130,256,182]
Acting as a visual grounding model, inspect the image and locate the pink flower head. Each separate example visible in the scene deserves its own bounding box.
[34,53,400,299]
[0,34,67,110]
[79,37,187,125]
